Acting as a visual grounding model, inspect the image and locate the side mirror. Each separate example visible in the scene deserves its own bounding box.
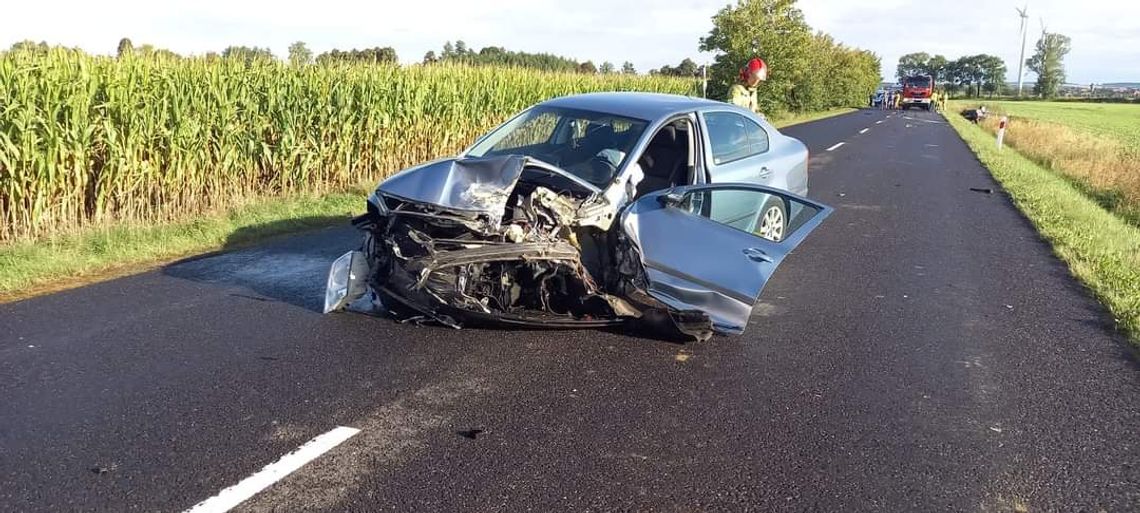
[658,190,684,208]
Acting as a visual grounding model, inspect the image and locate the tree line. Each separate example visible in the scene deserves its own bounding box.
[896,52,1007,98]
[896,29,1071,98]
[423,40,589,73]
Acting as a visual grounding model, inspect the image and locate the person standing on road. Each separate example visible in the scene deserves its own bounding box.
[893,91,902,110]
[727,57,767,117]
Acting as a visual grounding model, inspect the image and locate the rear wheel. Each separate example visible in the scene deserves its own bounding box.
[756,197,787,242]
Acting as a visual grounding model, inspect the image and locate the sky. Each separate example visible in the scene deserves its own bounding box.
[4,0,1137,84]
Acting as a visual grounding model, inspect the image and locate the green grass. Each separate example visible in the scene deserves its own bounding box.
[944,110,1140,347]
[949,100,1140,228]
[0,191,363,301]
[970,100,1140,149]
[0,107,856,302]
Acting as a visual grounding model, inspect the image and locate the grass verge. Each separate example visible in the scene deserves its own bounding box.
[0,107,855,304]
[948,100,1140,226]
[944,111,1140,347]
[771,107,858,128]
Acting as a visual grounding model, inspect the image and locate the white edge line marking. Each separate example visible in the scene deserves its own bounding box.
[825,142,845,152]
[859,128,869,134]
[184,426,361,513]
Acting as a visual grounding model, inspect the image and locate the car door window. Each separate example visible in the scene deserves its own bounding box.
[704,112,769,166]
[680,187,821,241]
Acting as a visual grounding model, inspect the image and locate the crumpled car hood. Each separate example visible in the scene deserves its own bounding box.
[378,155,528,224]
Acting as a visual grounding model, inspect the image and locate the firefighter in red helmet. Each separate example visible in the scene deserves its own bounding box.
[727,57,767,115]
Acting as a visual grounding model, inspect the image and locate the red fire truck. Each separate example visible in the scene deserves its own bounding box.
[900,75,934,111]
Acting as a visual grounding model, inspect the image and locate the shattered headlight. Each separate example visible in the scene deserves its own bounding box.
[323,250,370,314]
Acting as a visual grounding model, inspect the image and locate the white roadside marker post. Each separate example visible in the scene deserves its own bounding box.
[996,116,1008,150]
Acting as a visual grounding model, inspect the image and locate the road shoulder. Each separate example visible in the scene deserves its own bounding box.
[943,109,1140,348]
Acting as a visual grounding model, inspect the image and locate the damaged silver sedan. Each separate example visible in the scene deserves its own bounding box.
[324,92,832,341]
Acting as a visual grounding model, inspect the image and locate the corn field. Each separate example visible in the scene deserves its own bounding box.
[0,49,695,243]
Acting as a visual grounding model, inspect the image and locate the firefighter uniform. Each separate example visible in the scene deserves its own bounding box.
[728,84,760,114]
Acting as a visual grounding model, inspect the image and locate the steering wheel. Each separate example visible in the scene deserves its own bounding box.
[582,153,617,183]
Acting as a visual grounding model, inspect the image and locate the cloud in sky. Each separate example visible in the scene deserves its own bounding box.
[5,0,1137,83]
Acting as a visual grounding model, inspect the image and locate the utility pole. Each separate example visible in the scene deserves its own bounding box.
[1016,4,1029,97]
[702,64,708,99]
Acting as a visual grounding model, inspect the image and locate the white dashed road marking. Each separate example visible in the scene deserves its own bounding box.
[859,128,869,134]
[826,142,845,152]
[875,120,884,124]
[184,426,361,513]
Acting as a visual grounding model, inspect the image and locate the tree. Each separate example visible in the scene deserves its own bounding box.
[288,41,312,66]
[926,54,949,85]
[423,51,438,64]
[699,0,816,111]
[950,55,985,97]
[1027,32,1071,98]
[117,38,134,58]
[9,40,49,54]
[222,46,275,64]
[315,47,398,65]
[479,46,505,57]
[655,57,701,77]
[454,40,468,56]
[578,60,597,74]
[600,61,615,74]
[896,52,931,80]
[428,43,580,72]
[675,58,699,77]
[621,61,636,74]
[977,54,1007,97]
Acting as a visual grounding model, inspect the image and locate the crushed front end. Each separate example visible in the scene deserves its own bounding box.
[324,155,712,341]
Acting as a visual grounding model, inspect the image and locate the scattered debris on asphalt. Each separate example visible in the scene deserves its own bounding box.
[675,352,691,362]
[969,187,994,194]
[457,428,484,440]
[90,464,118,475]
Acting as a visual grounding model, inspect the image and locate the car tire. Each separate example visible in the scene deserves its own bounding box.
[757,197,788,242]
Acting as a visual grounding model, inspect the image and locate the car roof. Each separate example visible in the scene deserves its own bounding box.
[537,92,725,122]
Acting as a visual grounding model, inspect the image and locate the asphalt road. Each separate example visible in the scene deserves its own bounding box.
[2,109,1137,512]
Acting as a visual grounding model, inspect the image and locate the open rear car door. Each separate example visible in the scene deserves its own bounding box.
[621,183,833,334]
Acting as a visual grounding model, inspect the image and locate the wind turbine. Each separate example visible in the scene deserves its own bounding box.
[1015,4,1029,97]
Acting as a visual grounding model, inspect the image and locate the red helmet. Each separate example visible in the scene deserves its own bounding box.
[740,57,768,82]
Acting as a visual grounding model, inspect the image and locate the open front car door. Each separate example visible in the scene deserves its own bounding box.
[621,183,833,335]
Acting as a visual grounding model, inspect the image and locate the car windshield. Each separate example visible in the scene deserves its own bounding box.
[466,106,648,186]
[905,77,931,88]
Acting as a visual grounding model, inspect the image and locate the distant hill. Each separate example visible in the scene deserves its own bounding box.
[1102,82,1140,88]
